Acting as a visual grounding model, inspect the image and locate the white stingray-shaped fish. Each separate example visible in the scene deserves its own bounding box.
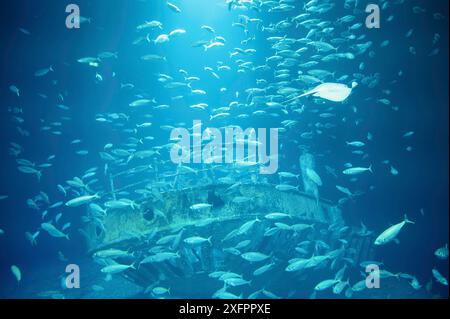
[287,82,358,103]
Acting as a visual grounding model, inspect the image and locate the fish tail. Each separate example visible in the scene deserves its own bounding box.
[36,170,42,182]
[368,164,373,173]
[404,214,415,224]
[284,93,304,105]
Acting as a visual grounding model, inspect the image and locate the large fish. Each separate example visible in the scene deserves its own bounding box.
[374,215,414,245]
[65,194,100,207]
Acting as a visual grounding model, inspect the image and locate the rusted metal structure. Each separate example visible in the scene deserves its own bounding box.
[83,183,375,291]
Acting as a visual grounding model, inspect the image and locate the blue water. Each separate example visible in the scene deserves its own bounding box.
[0,0,448,299]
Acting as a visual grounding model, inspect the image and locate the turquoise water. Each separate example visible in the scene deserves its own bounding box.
[0,0,448,299]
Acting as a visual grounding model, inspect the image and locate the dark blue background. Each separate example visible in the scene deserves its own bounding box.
[0,0,448,298]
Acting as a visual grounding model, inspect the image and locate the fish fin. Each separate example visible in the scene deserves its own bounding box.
[394,238,400,244]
